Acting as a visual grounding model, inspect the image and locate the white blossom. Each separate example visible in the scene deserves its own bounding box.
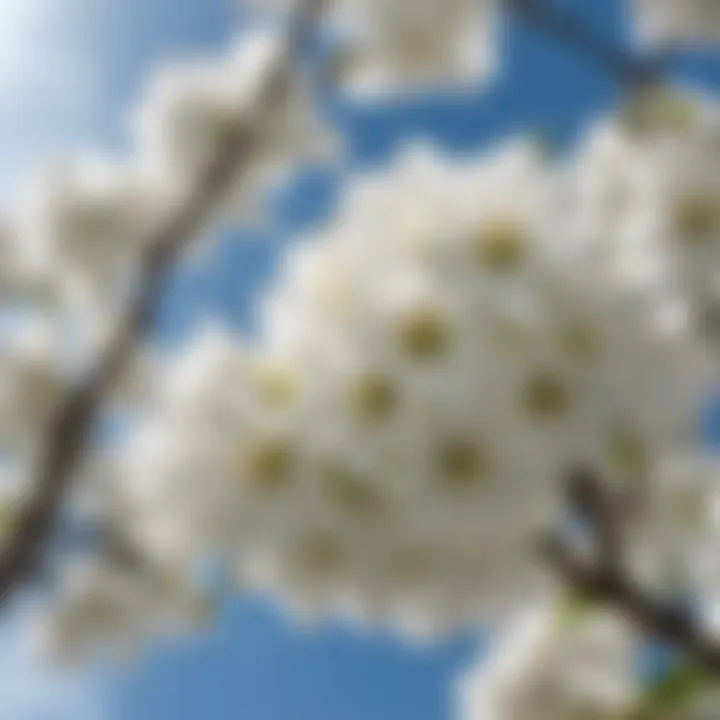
[0,216,60,311]
[567,87,720,352]
[39,559,212,664]
[103,138,710,639]
[13,155,172,316]
[243,0,499,96]
[133,27,334,227]
[626,452,720,600]
[633,0,720,47]
[457,601,641,720]
[332,0,499,97]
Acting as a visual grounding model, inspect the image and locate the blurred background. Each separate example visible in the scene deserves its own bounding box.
[1,0,720,717]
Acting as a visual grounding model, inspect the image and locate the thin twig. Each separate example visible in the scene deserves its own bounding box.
[0,0,326,604]
[566,467,624,573]
[507,0,665,87]
[506,0,720,675]
[551,473,720,676]
[545,537,720,674]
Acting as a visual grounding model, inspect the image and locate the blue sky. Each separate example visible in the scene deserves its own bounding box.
[1,1,719,718]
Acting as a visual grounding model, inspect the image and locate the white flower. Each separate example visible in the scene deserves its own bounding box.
[627,453,718,595]
[41,561,151,663]
[656,457,720,638]
[569,88,720,351]
[0,318,68,453]
[102,137,710,641]
[151,323,251,425]
[457,601,640,720]
[117,323,316,568]
[16,155,170,306]
[633,0,720,47]
[333,0,498,97]
[256,141,706,632]
[41,559,211,663]
[133,27,334,227]
[0,215,62,313]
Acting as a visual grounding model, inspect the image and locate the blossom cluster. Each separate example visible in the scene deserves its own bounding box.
[47,94,720,666]
[0,24,329,462]
[633,0,720,47]
[457,601,641,719]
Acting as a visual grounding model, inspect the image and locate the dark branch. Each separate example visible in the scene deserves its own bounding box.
[566,467,624,573]
[549,472,720,676]
[0,0,327,605]
[511,0,720,679]
[507,0,665,87]
[545,538,720,674]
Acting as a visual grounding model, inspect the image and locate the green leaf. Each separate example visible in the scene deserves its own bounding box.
[619,89,698,138]
[636,664,712,717]
[555,590,597,630]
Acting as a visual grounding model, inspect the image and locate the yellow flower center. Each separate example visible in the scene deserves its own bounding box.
[674,195,719,243]
[352,372,400,422]
[398,306,451,360]
[240,436,294,493]
[254,362,299,408]
[561,321,601,363]
[437,439,487,490]
[321,460,382,516]
[295,533,343,577]
[523,372,571,419]
[621,90,698,136]
[607,428,647,482]
[474,218,527,272]
[388,547,437,586]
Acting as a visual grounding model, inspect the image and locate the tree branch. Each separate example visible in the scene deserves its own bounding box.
[548,474,720,676]
[511,0,720,679]
[507,0,665,87]
[0,0,327,604]
[545,538,720,674]
[566,467,624,573]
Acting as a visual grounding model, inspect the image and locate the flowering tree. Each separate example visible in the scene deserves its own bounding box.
[4,0,720,716]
